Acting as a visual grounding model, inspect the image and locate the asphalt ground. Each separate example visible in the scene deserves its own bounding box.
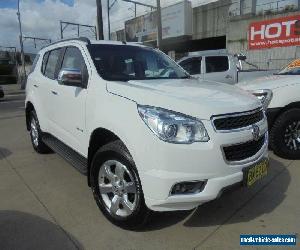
[0,84,299,250]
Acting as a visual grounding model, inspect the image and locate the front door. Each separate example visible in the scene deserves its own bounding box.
[53,46,89,156]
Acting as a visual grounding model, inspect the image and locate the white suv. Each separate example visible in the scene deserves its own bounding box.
[25,38,269,228]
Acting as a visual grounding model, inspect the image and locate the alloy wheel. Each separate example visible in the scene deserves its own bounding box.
[98,160,138,217]
[30,117,39,147]
[284,121,300,151]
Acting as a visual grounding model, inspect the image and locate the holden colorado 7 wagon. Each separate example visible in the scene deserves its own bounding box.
[25,37,269,228]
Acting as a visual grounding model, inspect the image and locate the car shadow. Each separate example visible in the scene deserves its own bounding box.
[0,147,11,160]
[0,211,83,250]
[138,157,290,231]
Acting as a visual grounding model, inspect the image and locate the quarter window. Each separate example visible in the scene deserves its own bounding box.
[205,56,229,73]
[44,48,62,79]
[41,52,49,74]
[61,47,87,72]
[29,54,40,74]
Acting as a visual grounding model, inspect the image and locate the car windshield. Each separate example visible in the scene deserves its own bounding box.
[277,59,300,75]
[87,44,189,81]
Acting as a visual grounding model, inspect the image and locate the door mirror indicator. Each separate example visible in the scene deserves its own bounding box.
[58,68,82,87]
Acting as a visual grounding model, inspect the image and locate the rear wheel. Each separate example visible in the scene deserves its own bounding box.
[270,108,300,159]
[90,140,150,229]
[29,111,51,153]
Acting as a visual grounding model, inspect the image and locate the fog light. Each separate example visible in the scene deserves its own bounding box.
[170,180,207,195]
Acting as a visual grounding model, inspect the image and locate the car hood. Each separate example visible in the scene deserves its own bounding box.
[106,78,261,120]
[237,74,299,91]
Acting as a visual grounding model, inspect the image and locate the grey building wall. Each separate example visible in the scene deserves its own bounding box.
[111,0,300,69]
[192,0,231,40]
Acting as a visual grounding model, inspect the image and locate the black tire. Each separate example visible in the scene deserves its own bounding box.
[29,110,51,154]
[270,108,300,159]
[90,140,150,229]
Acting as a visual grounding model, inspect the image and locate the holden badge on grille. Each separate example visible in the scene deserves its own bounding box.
[252,125,260,141]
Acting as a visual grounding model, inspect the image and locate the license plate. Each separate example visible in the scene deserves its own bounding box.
[243,159,269,187]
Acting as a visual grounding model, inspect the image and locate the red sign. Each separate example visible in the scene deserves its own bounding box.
[249,15,300,50]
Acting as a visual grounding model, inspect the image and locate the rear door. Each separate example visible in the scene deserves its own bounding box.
[40,48,63,134]
[203,56,236,84]
[178,57,202,79]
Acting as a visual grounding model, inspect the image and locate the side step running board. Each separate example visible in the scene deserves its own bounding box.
[42,133,87,175]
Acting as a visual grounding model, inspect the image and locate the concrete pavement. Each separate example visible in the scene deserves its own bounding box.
[0,84,299,249]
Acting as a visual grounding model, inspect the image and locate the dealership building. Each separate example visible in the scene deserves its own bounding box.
[111,0,300,70]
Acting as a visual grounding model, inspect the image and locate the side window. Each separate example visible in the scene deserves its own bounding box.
[61,47,87,73]
[180,58,201,75]
[44,49,62,79]
[205,56,229,73]
[41,52,49,74]
[61,47,88,85]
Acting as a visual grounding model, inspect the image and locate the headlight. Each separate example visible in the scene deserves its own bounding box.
[251,89,273,110]
[137,105,209,144]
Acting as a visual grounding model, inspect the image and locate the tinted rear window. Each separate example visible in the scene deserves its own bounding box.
[179,58,201,75]
[205,56,229,73]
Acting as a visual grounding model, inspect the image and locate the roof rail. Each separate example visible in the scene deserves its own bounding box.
[41,37,91,49]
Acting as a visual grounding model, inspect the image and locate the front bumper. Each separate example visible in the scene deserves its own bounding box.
[143,148,268,212]
[132,118,269,212]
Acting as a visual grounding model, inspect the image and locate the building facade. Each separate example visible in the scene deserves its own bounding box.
[111,0,300,69]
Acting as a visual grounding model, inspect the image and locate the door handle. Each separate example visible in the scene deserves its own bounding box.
[33,84,39,88]
[51,90,58,95]
[225,75,233,79]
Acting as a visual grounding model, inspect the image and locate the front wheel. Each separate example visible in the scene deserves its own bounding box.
[270,108,300,159]
[90,140,150,229]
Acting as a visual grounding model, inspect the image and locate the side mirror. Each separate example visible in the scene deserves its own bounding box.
[58,68,82,87]
[236,54,247,61]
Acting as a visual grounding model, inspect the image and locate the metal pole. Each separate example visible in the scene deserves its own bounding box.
[96,0,104,40]
[77,24,80,37]
[17,0,26,81]
[122,0,156,9]
[60,20,63,39]
[156,0,162,49]
[135,3,136,17]
[251,0,257,15]
[107,0,111,40]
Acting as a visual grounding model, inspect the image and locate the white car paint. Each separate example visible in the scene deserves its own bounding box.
[237,74,300,109]
[26,40,268,212]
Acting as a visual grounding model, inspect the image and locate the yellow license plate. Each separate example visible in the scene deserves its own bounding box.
[244,159,269,187]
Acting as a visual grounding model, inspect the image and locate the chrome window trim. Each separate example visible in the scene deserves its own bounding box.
[211,108,265,133]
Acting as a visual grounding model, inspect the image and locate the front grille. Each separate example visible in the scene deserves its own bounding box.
[213,110,264,131]
[223,134,265,162]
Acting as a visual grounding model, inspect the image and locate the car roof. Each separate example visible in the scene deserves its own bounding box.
[40,37,148,53]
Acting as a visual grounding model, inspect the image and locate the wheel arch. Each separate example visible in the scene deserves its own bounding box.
[25,101,35,131]
[87,127,123,186]
[269,102,300,129]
